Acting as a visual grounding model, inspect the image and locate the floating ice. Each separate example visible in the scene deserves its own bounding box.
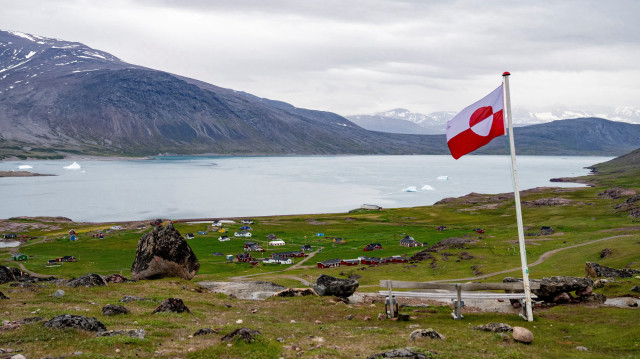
[63,162,81,170]
[421,185,435,191]
[402,186,417,192]
[18,164,33,169]
[437,175,449,180]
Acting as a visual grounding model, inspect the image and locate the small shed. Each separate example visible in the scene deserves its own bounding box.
[12,253,27,261]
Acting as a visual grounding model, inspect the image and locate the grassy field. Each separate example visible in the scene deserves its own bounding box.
[1,154,640,358]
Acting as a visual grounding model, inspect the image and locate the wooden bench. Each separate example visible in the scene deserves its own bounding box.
[379,280,540,320]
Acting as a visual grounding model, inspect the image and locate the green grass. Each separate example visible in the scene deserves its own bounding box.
[2,158,640,358]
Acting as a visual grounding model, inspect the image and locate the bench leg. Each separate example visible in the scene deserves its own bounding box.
[518,299,531,321]
[452,299,464,319]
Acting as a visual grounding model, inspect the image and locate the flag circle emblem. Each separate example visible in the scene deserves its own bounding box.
[469,106,495,137]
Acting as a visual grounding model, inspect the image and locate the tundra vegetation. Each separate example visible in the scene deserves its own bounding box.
[1,153,639,358]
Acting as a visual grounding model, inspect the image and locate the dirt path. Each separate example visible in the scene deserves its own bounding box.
[431,234,633,283]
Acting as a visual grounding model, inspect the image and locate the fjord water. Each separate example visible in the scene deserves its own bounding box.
[0,155,610,222]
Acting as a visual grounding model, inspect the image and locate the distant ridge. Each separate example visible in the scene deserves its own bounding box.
[2,30,640,159]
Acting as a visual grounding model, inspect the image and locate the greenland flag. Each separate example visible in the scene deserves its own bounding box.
[446,85,505,159]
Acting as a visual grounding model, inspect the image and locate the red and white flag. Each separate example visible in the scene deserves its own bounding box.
[446,85,505,159]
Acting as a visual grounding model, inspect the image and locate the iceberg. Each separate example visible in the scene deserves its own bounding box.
[63,162,81,170]
[18,164,33,169]
[421,184,435,191]
[402,186,417,192]
[437,175,449,180]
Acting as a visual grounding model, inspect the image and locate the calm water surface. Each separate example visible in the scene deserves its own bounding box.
[0,155,610,222]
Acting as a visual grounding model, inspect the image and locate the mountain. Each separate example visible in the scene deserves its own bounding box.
[2,30,640,159]
[349,107,640,135]
[0,30,449,158]
[347,109,454,135]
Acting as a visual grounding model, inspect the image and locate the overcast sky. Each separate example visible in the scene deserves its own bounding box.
[1,0,639,116]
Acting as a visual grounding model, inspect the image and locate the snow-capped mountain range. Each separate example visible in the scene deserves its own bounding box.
[348,107,640,135]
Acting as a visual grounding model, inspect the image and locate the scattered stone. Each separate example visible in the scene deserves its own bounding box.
[631,286,640,292]
[120,295,157,303]
[593,279,608,289]
[131,222,200,280]
[315,320,323,324]
[580,293,607,304]
[512,326,533,344]
[576,286,593,296]
[10,354,26,359]
[274,288,318,297]
[553,292,571,304]
[236,319,243,324]
[366,350,434,359]
[102,304,130,316]
[363,316,371,321]
[103,273,135,283]
[51,289,65,298]
[585,262,640,278]
[626,299,638,308]
[540,226,555,235]
[598,188,636,199]
[522,198,571,207]
[221,328,261,343]
[96,329,145,339]
[313,274,359,298]
[458,251,474,260]
[66,273,107,288]
[473,323,513,333]
[409,328,445,342]
[193,328,217,336]
[152,298,190,314]
[600,248,613,258]
[396,314,411,321]
[0,291,9,300]
[576,346,588,351]
[345,314,354,320]
[43,314,107,332]
[377,313,386,320]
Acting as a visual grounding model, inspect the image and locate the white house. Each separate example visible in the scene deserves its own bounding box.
[269,239,286,246]
[234,230,252,238]
[110,225,123,230]
[263,257,292,265]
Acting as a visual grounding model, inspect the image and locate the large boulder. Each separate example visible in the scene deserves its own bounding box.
[221,328,261,343]
[585,262,640,278]
[43,314,106,332]
[67,273,107,287]
[512,326,534,344]
[0,266,16,284]
[152,298,190,314]
[313,274,359,298]
[131,223,199,280]
[504,276,593,302]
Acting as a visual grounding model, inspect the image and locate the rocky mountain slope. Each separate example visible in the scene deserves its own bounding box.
[2,30,640,158]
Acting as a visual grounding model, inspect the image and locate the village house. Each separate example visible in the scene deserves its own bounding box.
[340,259,360,266]
[360,256,381,265]
[268,239,286,246]
[360,204,382,210]
[301,244,312,252]
[266,233,277,240]
[185,233,195,240]
[363,243,383,251]
[333,237,346,244]
[234,230,252,238]
[239,225,252,231]
[218,235,230,242]
[317,258,342,269]
[241,219,254,224]
[110,225,123,230]
[56,256,77,262]
[244,241,264,252]
[263,256,293,265]
[270,251,306,259]
[236,252,255,262]
[399,235,422,247]
[198,231,207,235]
[3,233,17,239]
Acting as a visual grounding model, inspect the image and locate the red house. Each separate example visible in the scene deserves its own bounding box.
[317,259,341,269]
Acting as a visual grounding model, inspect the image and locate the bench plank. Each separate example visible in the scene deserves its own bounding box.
[379,280,540,291]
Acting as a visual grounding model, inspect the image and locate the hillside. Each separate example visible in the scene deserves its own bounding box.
[2,30,640,159]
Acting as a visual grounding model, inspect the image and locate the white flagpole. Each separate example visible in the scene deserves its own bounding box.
[502,72,534,321]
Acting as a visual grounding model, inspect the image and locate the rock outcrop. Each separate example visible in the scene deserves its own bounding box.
[43,314,106,332]
[473,323,513,333]
[366,348,435,359]
[221,328,261,343]
[585,262,640,278]
[504,276,604,304]
[152,298,190,314]
[0,266,16,284]
[66,273,107,287]
[102,304,130,316]
[409,328,445,341]
[131,223,199,280]
[313,274,359,298]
